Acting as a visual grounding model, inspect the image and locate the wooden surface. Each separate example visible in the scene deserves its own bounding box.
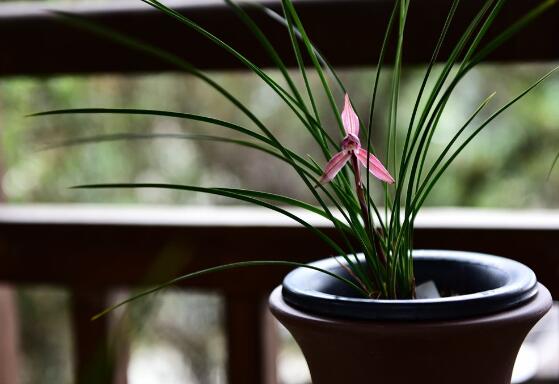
[1,204,558,384]
[0,0,557,76]
[2,205,558,384]
[225,294,278,384]
[71,290,117,384]
[0,286,19,384]
[0,204,558,297]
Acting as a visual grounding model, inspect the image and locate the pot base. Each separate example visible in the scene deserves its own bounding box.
[270,283,552,384]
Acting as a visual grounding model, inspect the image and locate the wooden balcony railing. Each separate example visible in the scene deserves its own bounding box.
[1,206,559,383]
[1,0,558,76]
[1,1,559,383]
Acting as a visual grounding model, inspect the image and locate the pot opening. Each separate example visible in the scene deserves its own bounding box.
[281,250,538,320]
[321,258,510,299]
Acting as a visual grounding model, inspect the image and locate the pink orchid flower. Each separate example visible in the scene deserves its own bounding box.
[319,94,395,185]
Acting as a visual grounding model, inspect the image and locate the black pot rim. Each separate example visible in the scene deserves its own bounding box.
[281,249,538,321]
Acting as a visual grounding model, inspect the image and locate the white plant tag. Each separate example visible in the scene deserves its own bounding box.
[415,280,441,299]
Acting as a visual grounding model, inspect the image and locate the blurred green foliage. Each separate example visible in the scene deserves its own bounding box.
[1,65,558,208]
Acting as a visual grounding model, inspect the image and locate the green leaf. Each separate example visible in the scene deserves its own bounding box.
[547,152,559,180]
[280,0,344,135]
[414,66,559,214]
[223,0,337,154]
[255,4,347,95]
[30,108,270,142]
[29,107,330,176]
[49,11,279,155]
[140,0,325,143]
[92,259,367,320]
[72,182,369,279]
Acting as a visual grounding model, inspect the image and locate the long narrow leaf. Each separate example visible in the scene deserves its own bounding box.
[413,66,559,214]
[73,182,371,287]
[223,0,337,153]
[140,0,323,140]
[92,259,367,320]
[547,152,559,180]
[280,0,344,135]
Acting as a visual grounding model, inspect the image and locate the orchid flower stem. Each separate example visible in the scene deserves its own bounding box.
[350,155,387,271]
[350,156,368,227]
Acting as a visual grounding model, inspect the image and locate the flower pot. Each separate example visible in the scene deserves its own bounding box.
[269,250,552,384]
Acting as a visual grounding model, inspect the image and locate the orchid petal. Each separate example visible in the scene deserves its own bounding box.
[341,94,359,136]
[319,151,351,184]
[357,148,395,184]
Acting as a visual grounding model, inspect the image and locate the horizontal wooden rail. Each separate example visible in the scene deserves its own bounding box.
[0,204,558,296]
[1,0,558,76]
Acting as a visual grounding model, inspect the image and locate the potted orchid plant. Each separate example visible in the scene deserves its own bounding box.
[33,0,557,382]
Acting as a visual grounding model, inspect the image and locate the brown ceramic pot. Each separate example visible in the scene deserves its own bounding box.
[269,251,552,384]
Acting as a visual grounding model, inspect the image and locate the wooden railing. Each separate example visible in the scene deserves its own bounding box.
[1,0,558,76]
[1,206,559,383]
[1,1,559,383]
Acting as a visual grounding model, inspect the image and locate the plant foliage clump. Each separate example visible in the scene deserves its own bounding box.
[33,0,557,309]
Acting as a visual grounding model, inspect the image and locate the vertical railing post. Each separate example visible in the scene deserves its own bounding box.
[0,285,19,384]
[71,289,128,384]
[225,293,278,384]
[0,131,18,384]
